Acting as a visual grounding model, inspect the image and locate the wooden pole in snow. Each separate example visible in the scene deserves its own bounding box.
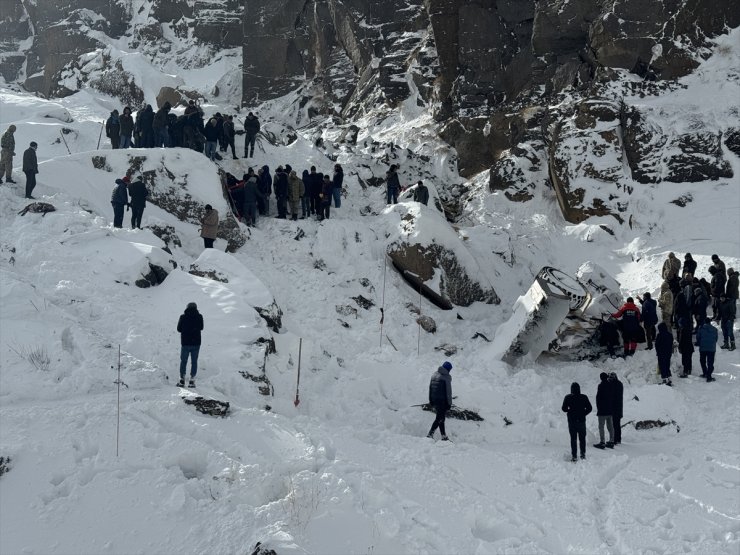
[380,255,387,348]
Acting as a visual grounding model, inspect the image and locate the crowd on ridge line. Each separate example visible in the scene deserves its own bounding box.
[603,252,737,385]
[104,101,260,160]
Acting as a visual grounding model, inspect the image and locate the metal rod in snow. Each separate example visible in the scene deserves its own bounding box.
[96,121,104,150]
[380,254,387,348]
[417,280,422,355]
[116,344,121,457]
[60,129,71,155]
[294,338,302,407]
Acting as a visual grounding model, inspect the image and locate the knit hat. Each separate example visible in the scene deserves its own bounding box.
[30,141,37,148]
[187,302,197,309]
[122,176,130,183]
[442,361,452,371]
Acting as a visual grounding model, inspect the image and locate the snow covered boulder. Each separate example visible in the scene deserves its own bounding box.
[385,204,499,309]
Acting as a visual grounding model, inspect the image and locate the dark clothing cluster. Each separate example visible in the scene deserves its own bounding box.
[110,176,148,229]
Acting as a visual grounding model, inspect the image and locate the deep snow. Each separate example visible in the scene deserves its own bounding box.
[0,26,739,555]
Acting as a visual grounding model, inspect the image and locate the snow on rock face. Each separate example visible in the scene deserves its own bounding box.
[384,203,499,308]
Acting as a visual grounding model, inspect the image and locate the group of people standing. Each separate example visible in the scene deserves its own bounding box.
[225,163,344,226]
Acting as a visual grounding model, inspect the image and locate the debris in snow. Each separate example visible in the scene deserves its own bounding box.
[420,404,484,422]
[0,456,11,478]
[18,203,56,216]
[182,396,230,417]
[351,295,375,309]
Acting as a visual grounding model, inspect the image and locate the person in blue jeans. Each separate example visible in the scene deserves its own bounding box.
[177,302,204,387]
[332,163,344,208]
[696,317,718,382]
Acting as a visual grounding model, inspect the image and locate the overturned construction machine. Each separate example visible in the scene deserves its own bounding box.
[495,263,623,364]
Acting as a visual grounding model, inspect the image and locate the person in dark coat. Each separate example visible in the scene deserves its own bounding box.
[386,164,401,204]
[0,124,17,183]
[306,166,323,216]
[223,115,237,159]
[177,302,204,388]
[319,175,332,221]
[692,286,709,330]
[257,165,272,215]
[128,175,148,229]
[561,382,592,461]
[106,110,121,149]
[243,112,260,158]
[696,318,718,381]
[637,292,658,349]
[203,118,219,161]
[242,169,263,227]
[599,319,621,357]
[413,180,429,205]
[22,141,39,199]
[214,113,226,153]
[718,293,736,351]
[608,372,624,444]
[677,316,694,377]
[119,107,134,148]
[111,177,129,228]
[612,297,642,357]
[682,253,697,278]
[711,254,726,277]
[153,102,171,147]
[332,164,343,208]
[273,166,289,219]
[136,104,155,148]
[709,265,726,321]
[727,268,739,301]
[427,361,453,441]
[673,288,690,331]
[595,372,614,449]
[655,322,673,386]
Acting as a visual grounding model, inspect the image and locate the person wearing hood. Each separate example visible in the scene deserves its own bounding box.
[696,318,719,382]
[177,302,204,388]
[427,361,453,441]
[200,204,219,249]
[257,165,272,215]
[22,141,38,199]
[1,125,17,184]
[637,292,658,349]
[658,281,674,328]
[655,322,674,386]
[386,164,401,204]
[662,252,681,294]
[718,293,736,351]
[106,110,121,149]
[119,107,135,148]
[128,175,148,229]
[243,112,260,158]
[682,253,697,278]
[612,297,642,356]
[111,176,129,228]
[288,170,305,221]
[153,102,172,147]
[594,372,614,449]
[561,382,592,461]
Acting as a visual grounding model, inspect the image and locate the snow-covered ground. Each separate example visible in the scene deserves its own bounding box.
[1,28,740,555]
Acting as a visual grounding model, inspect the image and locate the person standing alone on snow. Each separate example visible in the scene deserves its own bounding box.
[594,372,614,449]
[200,204,219,249]
[427,361,453,441]
[22,141,38,199]
[177,302,203,388]
[655,322,674,386]
[561,382,592,461]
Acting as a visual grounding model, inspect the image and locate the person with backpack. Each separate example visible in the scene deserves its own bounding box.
[594,372,614,449]
[128,175,148,229]
[612,297,642,356]
[655,322,674,386]
[111,176,129,228]
[427,361,453,441]
[637,292,658,349]
[677,316,695,377]
[177,302,204,388]
[696,318,719,382]
[561,382,592,461]
[273,166,289,219]
[607,372,624,444]
[718,293,735,351]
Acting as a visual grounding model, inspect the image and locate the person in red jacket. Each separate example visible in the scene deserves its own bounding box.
[612,297,642,357]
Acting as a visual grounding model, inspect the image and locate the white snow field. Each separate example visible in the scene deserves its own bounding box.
[1,28,739,555]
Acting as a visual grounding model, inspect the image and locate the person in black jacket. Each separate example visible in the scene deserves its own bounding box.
[594,372,614,449]
[427,361,453,441]
[177,302,204,387]
[413,181,429,206]
[257,165,272,215]
[637,292,658,349]
[111,177,129,228]
[128,175,148,229]
[273,166,289,219]
[332,164,343,208]
[243,112,260,158]
[682,253,697,278]
[607,372,624,444]
[562,382,592,461]
[386,164,401,204]
[655,322,674,386]
[22,141,38,199]
[224,115,237,159]
[677,316,694,377]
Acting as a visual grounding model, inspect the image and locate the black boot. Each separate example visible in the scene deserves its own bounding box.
[731,341,736,351]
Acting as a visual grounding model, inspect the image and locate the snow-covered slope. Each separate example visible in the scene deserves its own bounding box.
[1,28,739,555]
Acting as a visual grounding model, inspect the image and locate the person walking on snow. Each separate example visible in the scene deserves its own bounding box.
[1,124,17,184]
[718,293,736,351]
[200,204,219,249]
[612,297,642,357]
[655,322,674,386]
[110,176,129,228]
[607,372,623,444]
[22,141,38,199]
[128,175,148,229]
[637,292,658,349]
[696,318,718,382]
[177,302,204,388]
[594,372,615,449]
[427,361,453,441]
[561,382,592,461]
